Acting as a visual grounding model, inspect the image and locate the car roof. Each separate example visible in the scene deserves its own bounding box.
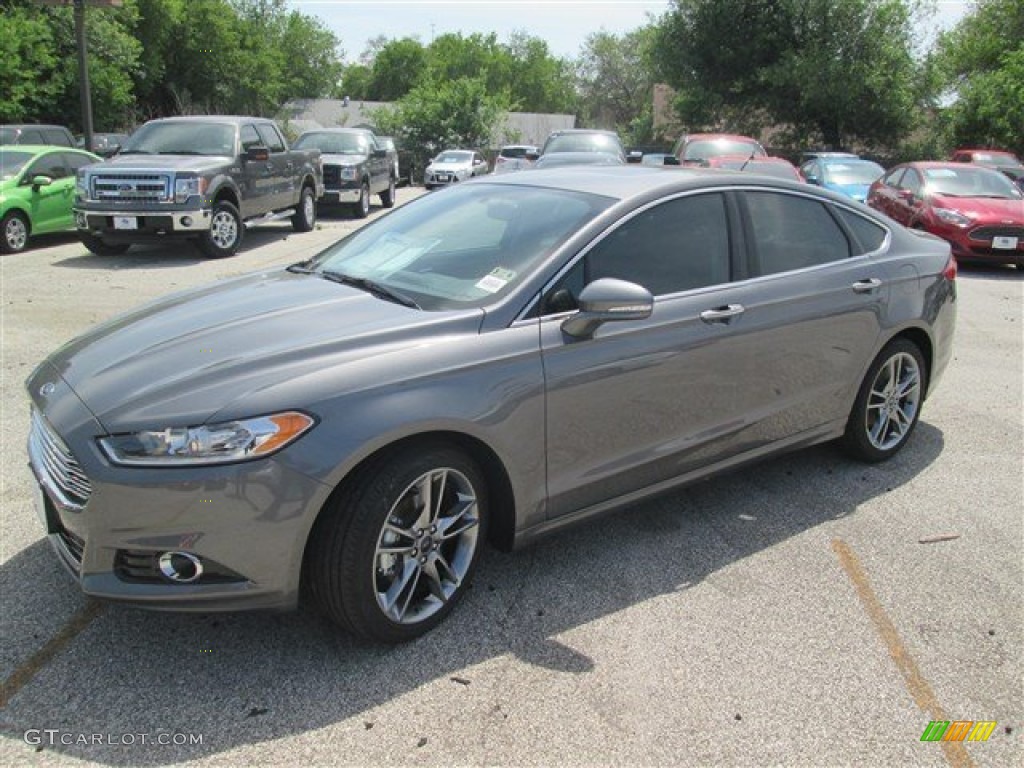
[299,127,372,134]
[709,154,793,164]
[0,144,98,157]
[145,116,275,126]
[684,133,760,142]
[547,129,618,136]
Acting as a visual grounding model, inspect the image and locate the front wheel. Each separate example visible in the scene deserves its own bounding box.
[197,201,242,258]
[843,339,927,462]
[307,444,487,643]
[380,176,396,208]
[291,185,316,232]
[351,181,370,219]
[1,211,29,254]
[79,233,130,256]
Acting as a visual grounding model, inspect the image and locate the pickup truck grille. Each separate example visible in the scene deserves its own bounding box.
[91,173,172,203]
[322,164,341,187]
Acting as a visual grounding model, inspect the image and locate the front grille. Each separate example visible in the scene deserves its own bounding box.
[58,526,85,565]
[969,226,1024,241]
[115,550,162,583]
[322,165,340,186]
[29,408,92,509]
[90,173,171,202]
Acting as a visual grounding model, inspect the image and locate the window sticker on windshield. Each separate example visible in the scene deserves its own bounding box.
[345,232,440,276]
[475,267,516,294]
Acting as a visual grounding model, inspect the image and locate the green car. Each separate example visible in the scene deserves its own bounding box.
[1,145,100,253]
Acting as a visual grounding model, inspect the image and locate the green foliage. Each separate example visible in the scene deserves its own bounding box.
[575,28,656,144]
[0,6,67,123]
[652,0,925,150]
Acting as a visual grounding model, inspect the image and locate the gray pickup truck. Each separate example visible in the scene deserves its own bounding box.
[73,116,324,258]
[292,128,396,218]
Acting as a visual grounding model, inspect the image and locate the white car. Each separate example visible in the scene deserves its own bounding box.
[424,150,488,189]
[493,144,539,174]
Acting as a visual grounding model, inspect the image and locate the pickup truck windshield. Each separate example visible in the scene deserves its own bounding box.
[119,123,236,156]
[293,132,369,155]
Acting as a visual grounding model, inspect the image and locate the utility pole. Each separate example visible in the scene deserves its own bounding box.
[35,0,123,153]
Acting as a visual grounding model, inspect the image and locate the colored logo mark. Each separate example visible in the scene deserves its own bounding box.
[920,720,997,742]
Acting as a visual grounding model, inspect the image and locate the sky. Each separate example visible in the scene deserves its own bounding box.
[288,0,975,64]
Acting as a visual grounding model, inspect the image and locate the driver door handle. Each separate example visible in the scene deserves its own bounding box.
[700,304,745,324]
[852,278,883,294]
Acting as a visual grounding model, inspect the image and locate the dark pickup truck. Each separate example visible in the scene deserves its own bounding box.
[293,128,396,218]
[73,116,324,258]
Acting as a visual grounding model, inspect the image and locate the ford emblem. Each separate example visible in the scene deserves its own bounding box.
[118,183,133,192]
[39,382,56,397]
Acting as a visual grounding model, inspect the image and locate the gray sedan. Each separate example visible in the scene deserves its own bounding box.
[27,167,956,643]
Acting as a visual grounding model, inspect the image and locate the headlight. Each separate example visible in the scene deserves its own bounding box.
[99,411,315,467]
[933,207,972,227]
[76,172,88,198]
[340,167,357,181]
[174,175,207,203]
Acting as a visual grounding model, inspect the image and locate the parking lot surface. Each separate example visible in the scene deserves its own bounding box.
[1,188,1020,767]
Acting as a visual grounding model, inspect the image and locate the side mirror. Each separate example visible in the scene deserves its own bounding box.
[31,175,53,188]
[626,151,643,164]
[899,189,916,203]
[246,146,270,162]
[663,156,681,166]
[525,150,541,162]
[372,148,387,158]
[561,278,654,338]
[805,175,820,185]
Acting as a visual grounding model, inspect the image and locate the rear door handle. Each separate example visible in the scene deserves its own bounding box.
[700,304,745,323]
[852,278,882,294]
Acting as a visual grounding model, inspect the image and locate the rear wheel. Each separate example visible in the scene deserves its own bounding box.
[197,201,242,258]
[843,339,927,462]
[291,185,316,232]
[1,211,29,254]
[307,444,487,643]
[79,233,130,256]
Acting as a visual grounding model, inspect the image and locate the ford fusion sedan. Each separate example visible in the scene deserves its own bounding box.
[867,161,1024,268]
[1,145,101,253]
[423,150,488,189]
[28,167,956,643]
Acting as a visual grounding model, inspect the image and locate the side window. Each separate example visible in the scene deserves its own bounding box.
[44,129,72,147]
[584,193,731,297]
[63,153,95,174]
[240,124,261,151]
[255,124,285,153]
[24,153,67,182]
[21,130,46,144]
[745,191,850,274]
[902,169,923,196]
[883,167,906,188]
[835,207,888,255]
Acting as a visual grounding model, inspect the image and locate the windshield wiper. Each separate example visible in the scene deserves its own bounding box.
[117,149,152,155]
[320,270,420,309]
[286,262,315,273]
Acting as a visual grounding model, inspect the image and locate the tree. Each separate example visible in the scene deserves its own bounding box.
[576,28,656,144]
[936,0,1024,155]
[652,0,925,149]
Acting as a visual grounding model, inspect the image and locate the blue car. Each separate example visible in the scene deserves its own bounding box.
[801,157,885,203]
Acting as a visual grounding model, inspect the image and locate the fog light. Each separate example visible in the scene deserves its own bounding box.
[181,216,193,227]
[158,551,204,583]
[75,213,87,228]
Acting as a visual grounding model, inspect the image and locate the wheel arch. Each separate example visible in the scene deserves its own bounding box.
[2,205,32,234]
[887,326,934,396]
[212,184,239,208]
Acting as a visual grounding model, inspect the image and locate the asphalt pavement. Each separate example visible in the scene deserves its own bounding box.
[0,189,1020,767]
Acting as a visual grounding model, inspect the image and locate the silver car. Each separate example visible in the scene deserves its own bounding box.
[423,149,488,189]
[27,167,956,643]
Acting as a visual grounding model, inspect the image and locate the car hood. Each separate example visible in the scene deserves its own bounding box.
[320,152,369,166]
[428,162,472,172]
[824,182,871,202]
[40,271,484,432]
[930,194,1024,221]
[91,154,232,173]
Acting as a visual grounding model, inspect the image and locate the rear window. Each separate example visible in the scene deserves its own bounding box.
[684,139,764,162]
[500,147,532,159]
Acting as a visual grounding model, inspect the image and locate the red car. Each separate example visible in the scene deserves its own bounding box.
[867,162,1024,268]
[672,133,766,165]
[705,154,804,182]
[951,147,1024,191]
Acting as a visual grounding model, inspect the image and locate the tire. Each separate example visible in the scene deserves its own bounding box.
[291,185,316,232]
[842,338,927,462]
[79,233,130,256]
[307,444,488,643]
[1,211,29,254]
[380,176,396,208]
[197,200,243,258]
[351,181,370,219]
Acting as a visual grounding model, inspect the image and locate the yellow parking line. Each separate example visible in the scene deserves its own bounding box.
[832,539,973,768]
[0,601,105,709]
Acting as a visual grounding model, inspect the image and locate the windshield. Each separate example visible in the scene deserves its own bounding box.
[433,151,472,164]
[309,183,612,310]
[971,151,1023,168]
[923,166,1023,199]
[293,132,369,155]
[684,139,764,162]
[544,133,623,156]
[119,122,236,156]
[0,151,33,180]
[823,161,885,185]
[715,159,797,179]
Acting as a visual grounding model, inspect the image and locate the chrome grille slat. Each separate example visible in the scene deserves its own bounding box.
[90,173,172,202]
[969,226,1024,241]
[29,409,92,508]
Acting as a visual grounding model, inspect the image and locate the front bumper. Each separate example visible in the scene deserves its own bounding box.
[321,188,362,204]
[26,364,332,613]
[75,205,213,238]
[930,222,1024,265]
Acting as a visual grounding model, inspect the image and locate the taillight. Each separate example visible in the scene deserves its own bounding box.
[942,254,957,281]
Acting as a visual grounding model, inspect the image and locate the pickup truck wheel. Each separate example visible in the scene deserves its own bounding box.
[352,181,370,219]
[292,185,316,232]
[198,201,243,258]
[79,233,130,256]
[1,211,29,253]
[380,176,396,208]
